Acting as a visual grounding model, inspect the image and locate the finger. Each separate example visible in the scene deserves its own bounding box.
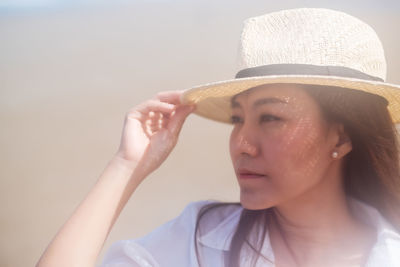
[130,100,176,119]
[144,119,153,137]
[161,116,168,129]
[142,111,161,132]
[168,104,195,135]
[155,91,183,105]
[150,113,164,132]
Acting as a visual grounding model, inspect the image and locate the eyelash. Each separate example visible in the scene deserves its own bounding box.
[230,115,243,124]
[260,114,281,123]
[230,114,281,124]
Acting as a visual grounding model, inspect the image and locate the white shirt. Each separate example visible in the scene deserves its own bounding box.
[100,199,400,267]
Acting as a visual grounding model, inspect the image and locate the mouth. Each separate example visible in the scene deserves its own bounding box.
[237,168,267,180]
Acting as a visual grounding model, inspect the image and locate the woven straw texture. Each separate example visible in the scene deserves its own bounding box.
[182,8,400,123]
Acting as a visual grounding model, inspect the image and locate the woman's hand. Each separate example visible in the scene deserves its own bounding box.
[115,91,194,179]
[36,91,194,267]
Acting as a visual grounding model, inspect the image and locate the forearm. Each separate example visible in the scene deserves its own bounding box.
[36,156,145,267]
[36,91,193,267]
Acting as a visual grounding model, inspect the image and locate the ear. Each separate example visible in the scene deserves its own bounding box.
[331,123,352,159]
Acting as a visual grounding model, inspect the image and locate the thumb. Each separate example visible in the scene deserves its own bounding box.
[168,105,195,135]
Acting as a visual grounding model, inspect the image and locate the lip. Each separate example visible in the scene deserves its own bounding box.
[237,168,266,179]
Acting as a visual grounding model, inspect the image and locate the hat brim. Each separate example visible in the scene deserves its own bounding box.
[181,75,400,123]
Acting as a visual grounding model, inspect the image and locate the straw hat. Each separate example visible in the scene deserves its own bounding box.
[181,8,400,123]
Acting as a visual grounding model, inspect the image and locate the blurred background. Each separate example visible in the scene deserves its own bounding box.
[1,0,400,266]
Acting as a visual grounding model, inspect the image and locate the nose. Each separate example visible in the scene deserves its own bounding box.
[230,124,259,157]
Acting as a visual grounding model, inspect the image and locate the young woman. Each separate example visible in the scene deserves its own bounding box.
[36,8,400,267]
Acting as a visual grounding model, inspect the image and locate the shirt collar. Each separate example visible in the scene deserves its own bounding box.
[349,198,400,265]
[197,205,242,251]
[348,198,400,240]
[197,198,400,256]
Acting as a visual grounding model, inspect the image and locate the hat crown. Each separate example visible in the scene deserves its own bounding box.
[237,8,387,80]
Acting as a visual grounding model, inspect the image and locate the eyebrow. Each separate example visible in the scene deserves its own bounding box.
[231,96,288,109]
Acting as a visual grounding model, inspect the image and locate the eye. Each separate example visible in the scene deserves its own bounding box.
[259,114,280,123]
[230,115,243,124]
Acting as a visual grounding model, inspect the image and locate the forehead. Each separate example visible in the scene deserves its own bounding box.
[231,84,313,107]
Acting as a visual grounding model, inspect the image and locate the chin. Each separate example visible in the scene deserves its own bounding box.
[240,194,274,210]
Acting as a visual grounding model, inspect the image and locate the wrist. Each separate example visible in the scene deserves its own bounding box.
[109,154,148,182]
[112,153,137,170]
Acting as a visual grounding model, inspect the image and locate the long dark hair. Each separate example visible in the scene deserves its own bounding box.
[194,84,400,267]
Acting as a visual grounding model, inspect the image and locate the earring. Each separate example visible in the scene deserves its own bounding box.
[332,151,339,159]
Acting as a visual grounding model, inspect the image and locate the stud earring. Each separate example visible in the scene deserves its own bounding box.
[332,151,339,159]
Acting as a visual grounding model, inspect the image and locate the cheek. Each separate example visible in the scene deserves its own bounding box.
[264,118,329,179]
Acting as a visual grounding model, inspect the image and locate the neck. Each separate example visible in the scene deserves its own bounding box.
[273,162,357,243]
[269,163,374,266]
[273,190,355,245]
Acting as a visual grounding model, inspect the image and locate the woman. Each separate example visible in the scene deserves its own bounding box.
[36,8,400,267]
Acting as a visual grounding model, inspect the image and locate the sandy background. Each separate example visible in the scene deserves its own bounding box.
[1,0,400,266]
